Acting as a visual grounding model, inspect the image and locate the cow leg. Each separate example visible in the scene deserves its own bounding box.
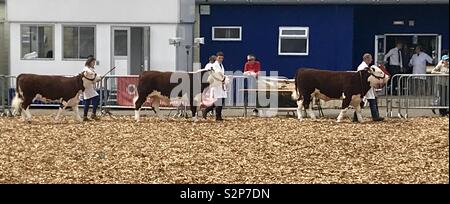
[72,105,82,122]
[355,105,363,123]
[296,100,304,120]
[21,97,33,123]
[55,106,65,121]
[191,93,202,122]
[152,97,165,121]
[23,107,32,123]
[134,95,147,122]
[337,108,349,123]
[190,106,198,122]
[303,95,316,120]
[337,97,352,123]
[350,95,363,123]
[307,105,316,120]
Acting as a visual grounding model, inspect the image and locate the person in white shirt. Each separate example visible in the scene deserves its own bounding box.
[408,45,435,96]
[197,55,216,73]
[82,57,102,121]
[431,55,449,116]
[409,45,434,74]
[384,42,404,94]
[353,53,384,122]
[202,52,227,121]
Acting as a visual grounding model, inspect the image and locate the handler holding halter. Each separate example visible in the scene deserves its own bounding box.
[203,51,229,121]
[82,56,102,121]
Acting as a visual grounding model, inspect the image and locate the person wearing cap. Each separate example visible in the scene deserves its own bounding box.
[431,55,449,116]
[431,55,449,74]
[243,54,261,77]
[243,54,261,116]
[353,53,384,122]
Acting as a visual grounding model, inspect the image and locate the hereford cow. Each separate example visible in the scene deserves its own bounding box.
[12,71,100,123]
[134,70,220,122]
[292,66,389,122]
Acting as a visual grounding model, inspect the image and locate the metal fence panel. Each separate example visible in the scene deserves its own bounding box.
[385,74,449,118]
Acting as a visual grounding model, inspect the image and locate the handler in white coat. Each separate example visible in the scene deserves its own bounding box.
[202,52,228,121]
[82,57,102,121]
[353,53,384,122]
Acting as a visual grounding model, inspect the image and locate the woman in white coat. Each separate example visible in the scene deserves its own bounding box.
[353,53,384,122]
[82,57,101,121]
[202,52,228,121]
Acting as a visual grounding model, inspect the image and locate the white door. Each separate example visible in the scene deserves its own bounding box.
[112,27,130,76]
[374,35,386,65]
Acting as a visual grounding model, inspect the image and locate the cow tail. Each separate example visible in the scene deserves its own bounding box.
[12,75,24,114]
[291,71,300,100]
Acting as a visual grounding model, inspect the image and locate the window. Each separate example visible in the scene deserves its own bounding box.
[114,30,128,56]
[212,26,242,41]
[63,26,95,59]
[278,27,309,56]
[21,25,54,59]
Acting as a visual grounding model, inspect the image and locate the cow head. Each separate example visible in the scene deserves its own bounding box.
[79,71,100,91]
[366,65,390,89]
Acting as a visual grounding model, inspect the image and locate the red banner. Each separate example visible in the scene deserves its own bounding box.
[116,77,171,107]
[117,77,140,106]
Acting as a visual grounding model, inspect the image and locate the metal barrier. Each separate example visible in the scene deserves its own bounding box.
[385,74,449,118]
[0,75,5,115]
[0,75,17,116]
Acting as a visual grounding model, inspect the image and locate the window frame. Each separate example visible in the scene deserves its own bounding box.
[278,27,309,56]
[62,25,96,61]
[20,24,55,60]
[212,26,242,41]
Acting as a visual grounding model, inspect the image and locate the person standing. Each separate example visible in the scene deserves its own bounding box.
[431,55,449,116]
[354,53,384,122]
[409,46,434,96]
[243,54,261,116]
[384,42,404,94]
[202,52,228,121]
[409,45,434,74]
[82,57,101,121]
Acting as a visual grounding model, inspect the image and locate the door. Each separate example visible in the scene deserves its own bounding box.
[129,27,151,75]
[374,35,386,65]
[112,27,130,76]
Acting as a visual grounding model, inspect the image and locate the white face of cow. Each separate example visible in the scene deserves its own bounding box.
[81,71,98,88]
[367,65,389,89]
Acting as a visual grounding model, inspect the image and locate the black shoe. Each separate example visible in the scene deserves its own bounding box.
[202,111,208,119]
[83,116,90,122]
[91,115,100,121]
[216,117,224,121]
[373,117,384,122]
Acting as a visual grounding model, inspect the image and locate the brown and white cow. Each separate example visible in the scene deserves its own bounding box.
[134,70,217,122]
[12,72,100,123]
[292,66,389,122]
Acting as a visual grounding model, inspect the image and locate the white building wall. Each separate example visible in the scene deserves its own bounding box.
[7,0,195,76]
[149,25,177,72]
[10,23,179,76]
[7,0,180,23]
